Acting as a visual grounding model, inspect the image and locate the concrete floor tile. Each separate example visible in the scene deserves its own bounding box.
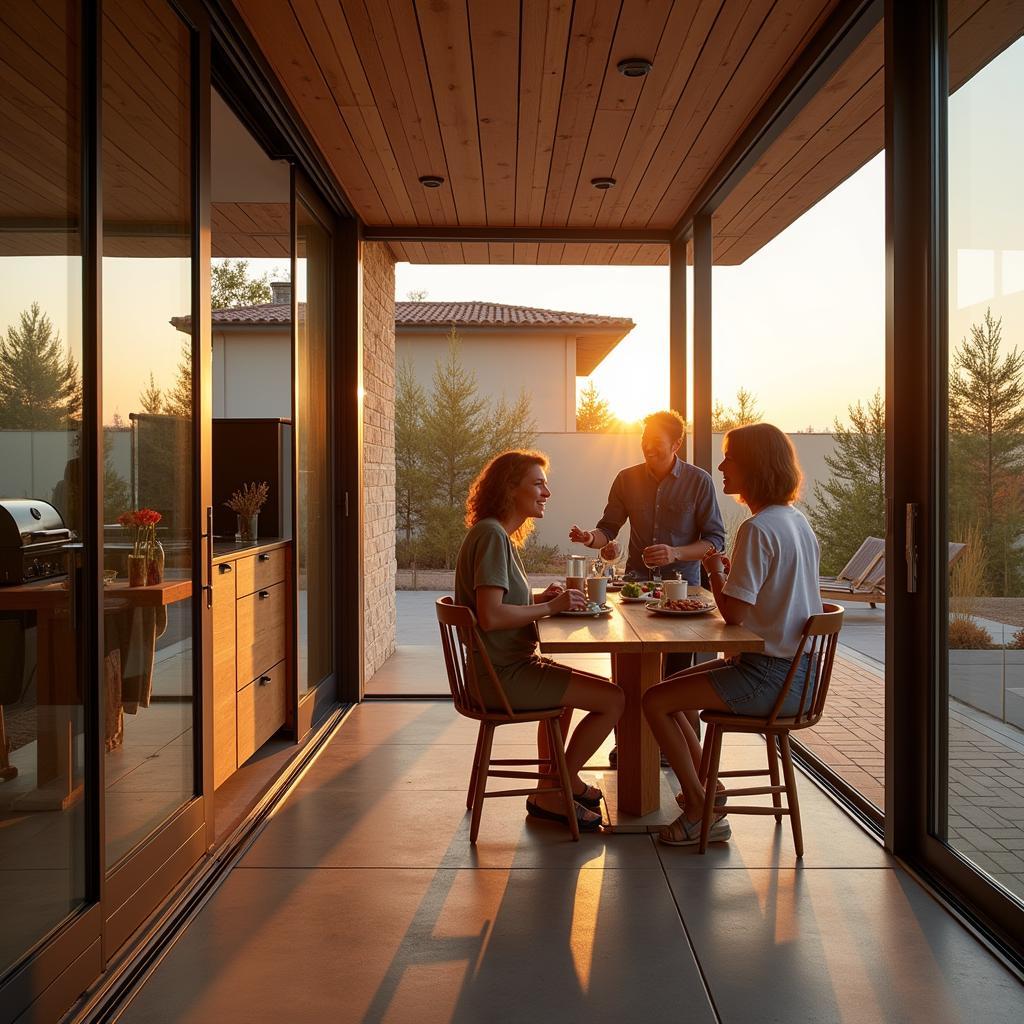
[240,787,662,871]
[662,867,1024,1024]
[119,867,715,1024]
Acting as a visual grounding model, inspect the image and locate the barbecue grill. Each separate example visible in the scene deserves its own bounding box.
[0,499,72,585]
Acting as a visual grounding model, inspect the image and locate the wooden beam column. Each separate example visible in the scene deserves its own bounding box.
[669,236,687,422]
[692,215,713,473]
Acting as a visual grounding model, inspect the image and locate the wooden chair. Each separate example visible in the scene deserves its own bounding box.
[696,602,845,856]
[435,596,579,842]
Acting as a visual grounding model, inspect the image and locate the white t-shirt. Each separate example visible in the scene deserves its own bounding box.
[722,505,823,659]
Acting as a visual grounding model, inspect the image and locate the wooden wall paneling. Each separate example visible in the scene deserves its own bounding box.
[621,0,771,228]
[611,242,641,264]
[455,240,486,263]
[632,242,668,265]
[339,0,454,224]
[600,1,718,229]
[535,241,564,265]
[290,0,417,223]
[414,0,486,224]
[540,0,620,227]
[584,242,617,265]
[648,0,837,227]
[469,0,520,225]
[566,0,674,228]
[950,0,1024,91]
[235,0,390,223]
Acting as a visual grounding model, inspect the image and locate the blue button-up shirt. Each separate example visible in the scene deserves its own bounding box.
[596,456,725,586]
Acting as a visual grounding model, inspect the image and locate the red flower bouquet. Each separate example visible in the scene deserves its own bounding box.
[118,509,163,586]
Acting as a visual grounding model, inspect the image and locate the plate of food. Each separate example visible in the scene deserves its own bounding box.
[618,582,660,603]
[646,597,716,616]
[558,603,613,617]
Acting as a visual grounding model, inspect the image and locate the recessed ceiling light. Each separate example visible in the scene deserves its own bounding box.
[591,177,616,190]
[617,58,653,78]
[419,175,445,188]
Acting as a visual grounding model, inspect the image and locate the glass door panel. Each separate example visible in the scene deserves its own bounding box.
[0,0,88,975]
[942,21,1024,906]
[296,198,333,694]
[101,0,195,867]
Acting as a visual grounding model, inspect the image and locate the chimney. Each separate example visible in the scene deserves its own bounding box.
[270,280,291,306]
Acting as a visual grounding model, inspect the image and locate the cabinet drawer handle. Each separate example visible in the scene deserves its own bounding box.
[259,675,272,685]
[258,589,270,599]
[219,563,233,573]
[258,553,271,562]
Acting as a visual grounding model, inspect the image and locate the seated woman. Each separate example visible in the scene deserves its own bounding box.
[455,450,624,832]
[641,423,822,846]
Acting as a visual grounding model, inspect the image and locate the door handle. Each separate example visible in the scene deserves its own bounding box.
[259,675,272,685]
[258,590,270,599]
[219,562,232,573]
[205,506,214,609]
[905,502,918,593]
[258,552,271,562]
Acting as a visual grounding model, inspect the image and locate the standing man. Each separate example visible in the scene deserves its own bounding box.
[570,410,725,763]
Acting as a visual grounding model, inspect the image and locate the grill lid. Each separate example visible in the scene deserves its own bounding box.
[0,499,70,547]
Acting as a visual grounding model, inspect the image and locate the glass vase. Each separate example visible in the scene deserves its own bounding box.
[238,513,258,542]
[146,540,165,586]
[127,554,147,588]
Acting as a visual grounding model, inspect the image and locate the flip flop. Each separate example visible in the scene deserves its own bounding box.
[526,798,602,831]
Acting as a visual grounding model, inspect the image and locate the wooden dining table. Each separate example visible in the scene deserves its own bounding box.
[536,590,764,824]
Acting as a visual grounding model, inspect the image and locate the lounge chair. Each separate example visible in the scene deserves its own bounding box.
[819,536,966,608]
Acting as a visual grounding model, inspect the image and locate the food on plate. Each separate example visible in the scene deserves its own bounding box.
[620,582,642,598]
[660,597,714,612]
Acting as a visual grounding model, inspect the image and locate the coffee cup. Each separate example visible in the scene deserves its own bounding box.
[585,576,608,606]
[663,579,688,601]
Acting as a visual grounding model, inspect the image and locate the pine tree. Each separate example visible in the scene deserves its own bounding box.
[949,308,1024,594]
[395,357,429,549]
[808,390,886,575]
[138,372,164,414]
[711,387,761,432]
[0,303,82,429]
[211,259,273,309]
[576,379,615,432]
[162,343,192,417]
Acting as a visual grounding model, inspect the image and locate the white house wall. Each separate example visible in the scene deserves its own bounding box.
[395,329,576,433]
[212,329,292,419]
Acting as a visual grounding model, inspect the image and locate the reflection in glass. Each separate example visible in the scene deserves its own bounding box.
[944,23,1024,906]
[297,202,333,693]
[102,0,194,867]
[0,0,87,975]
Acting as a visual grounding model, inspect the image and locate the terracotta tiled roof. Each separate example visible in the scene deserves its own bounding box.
[395,300,633,330]
[170,303,294,331]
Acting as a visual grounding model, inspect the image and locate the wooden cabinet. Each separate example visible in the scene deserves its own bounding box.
[212,542,291,788]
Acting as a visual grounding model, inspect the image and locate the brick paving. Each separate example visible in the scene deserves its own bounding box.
[802,649,1024,903]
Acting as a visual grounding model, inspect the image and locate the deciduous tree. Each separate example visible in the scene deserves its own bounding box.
[211,259,273,309]
[576,379,615,432]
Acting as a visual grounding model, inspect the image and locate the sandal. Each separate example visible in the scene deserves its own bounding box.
[573,783,604,810]
[658,812,731,847]
[675,785,727,813]
[526,797,602,831]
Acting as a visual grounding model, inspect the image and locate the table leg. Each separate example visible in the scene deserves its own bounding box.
[612,651,662,816]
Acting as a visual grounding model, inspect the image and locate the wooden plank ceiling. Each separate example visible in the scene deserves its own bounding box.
[237,0,841,266]
[237,0,1022,267]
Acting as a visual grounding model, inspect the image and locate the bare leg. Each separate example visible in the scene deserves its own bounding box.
[642,673,730,818]
[531,671,624,815]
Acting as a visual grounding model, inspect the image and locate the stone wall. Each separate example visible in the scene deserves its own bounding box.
[362,241,397,681]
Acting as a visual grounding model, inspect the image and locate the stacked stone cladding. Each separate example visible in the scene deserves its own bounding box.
[362,241,397,681]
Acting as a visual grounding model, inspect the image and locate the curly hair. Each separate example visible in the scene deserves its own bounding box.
[465,449,549,547]
[724,423,802,507]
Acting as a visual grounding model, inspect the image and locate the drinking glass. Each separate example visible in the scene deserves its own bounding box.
[643,548,662,585]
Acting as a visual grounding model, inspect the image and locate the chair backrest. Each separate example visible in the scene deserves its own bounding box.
[765,602,845,728]
[435,596,515,718]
